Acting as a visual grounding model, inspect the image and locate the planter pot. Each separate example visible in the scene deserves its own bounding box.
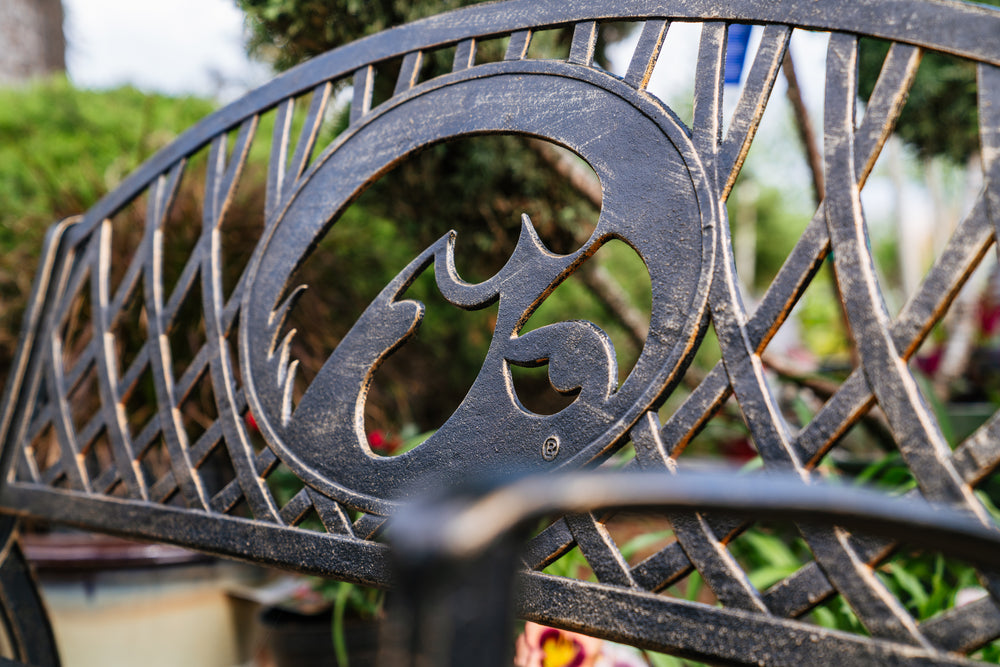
[21,531,264,667]
[259,606,379,667]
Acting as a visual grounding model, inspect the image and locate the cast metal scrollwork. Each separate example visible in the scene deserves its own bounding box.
[240,60,716,513]
[0,2,999,665]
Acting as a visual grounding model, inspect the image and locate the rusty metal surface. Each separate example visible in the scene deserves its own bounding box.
[0,0,998,664]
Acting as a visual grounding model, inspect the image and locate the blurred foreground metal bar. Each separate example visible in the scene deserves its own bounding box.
[383,470,1000,667]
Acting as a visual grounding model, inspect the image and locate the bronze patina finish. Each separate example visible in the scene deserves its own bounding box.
[0,1,999,664]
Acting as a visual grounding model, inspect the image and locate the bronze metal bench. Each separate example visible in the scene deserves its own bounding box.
[2,1,1000,664]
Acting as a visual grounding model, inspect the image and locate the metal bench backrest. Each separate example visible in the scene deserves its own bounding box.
[2,1,1000,664]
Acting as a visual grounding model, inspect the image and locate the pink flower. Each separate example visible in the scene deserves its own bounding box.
[956,587,987,607]
[514,622,603,667]
[979,290,1000,336]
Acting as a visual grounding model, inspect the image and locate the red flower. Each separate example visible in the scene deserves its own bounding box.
[915,345,944,377]
[367,429,401,454]
[722,436,757,463]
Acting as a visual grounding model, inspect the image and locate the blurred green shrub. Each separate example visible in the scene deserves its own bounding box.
[857,0,1000,165]
[0,76,214,380]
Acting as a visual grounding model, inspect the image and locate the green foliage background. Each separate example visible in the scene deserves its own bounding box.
[857,0,1000,164]
[0,77,214,384]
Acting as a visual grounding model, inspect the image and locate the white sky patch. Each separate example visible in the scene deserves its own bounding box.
[63,0,270,99]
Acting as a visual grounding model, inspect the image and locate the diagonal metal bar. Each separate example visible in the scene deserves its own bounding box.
[624,20,668,90]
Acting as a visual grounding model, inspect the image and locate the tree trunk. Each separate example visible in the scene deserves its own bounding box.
[0,0,65,84]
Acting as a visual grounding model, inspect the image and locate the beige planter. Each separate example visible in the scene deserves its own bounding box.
[23,532,264,667]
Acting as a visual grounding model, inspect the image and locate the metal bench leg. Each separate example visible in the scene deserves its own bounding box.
[0,517,59,667]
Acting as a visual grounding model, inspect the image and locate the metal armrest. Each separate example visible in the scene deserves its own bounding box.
[381,469,1000,667]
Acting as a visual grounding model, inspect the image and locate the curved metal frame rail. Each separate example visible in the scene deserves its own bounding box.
[0,0,998,664]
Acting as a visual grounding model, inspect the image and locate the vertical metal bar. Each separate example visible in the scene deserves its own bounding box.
[568,21,598,66]
[505,30,531,61]
[394,52,424,96]
[351,65,375,124]
[452,39,476,71]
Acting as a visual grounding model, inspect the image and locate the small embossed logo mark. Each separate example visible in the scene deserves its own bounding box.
[542,436,560,461]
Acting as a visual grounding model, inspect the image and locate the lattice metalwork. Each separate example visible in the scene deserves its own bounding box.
[1,1,1000,664]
